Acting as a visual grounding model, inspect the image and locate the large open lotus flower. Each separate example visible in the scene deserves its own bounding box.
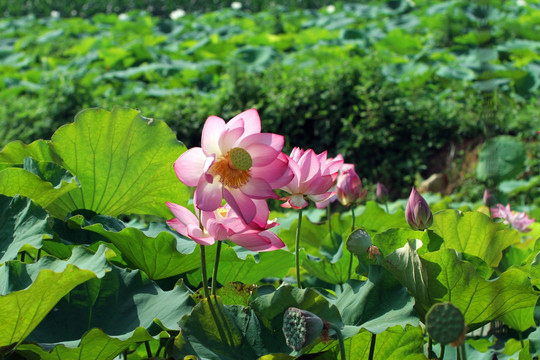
[174,109,292,226]
[281,148,343,209]
[165,200,285,251]
[405,187,433,230]
[491,203,535,233]
[336,163,367,206]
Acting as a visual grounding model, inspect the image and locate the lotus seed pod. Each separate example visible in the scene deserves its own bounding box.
[229,147,252,171]
[425,302,466,346]
[346,228,372,256]
[282,307,324,351]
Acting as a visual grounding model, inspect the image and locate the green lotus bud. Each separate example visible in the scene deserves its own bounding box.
[346,228,372,256]
[282,307,324,351]
[425,302,466,346]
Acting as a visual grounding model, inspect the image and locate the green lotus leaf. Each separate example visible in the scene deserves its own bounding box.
[48,106,190,218]
[15,327,153,360]
[384,243,540,330]
[335,265,418,334]
[0,196,52,264]
[0,168,79,218]
[432,209,520,267]
[26,262,194,346]
[0,139,58,164]
[0,246,110,352]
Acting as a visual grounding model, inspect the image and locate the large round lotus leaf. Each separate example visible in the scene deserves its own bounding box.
[476,135,526,183]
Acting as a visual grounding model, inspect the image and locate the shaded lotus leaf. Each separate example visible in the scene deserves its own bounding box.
[26,261,194,346]
[334,265,418,334]
[48,106,190,218]
[0,246,110,352]
[0,195,52,264]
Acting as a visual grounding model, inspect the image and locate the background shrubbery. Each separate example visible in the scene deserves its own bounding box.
[1,0,538,199]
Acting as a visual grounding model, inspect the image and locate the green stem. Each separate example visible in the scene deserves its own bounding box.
[368,333,376,360]
[295,208,303,289]
[384,202,389,213]
[211,241,223,296]
[439,344,445,360]
[36,249,41,261]
[519,332,524,349]
[328,323,346,360]
[460,344,467,360]
[200,245,210,299]
[456,345,462,360]
[327,205,333,240]
[144,341,152,358]
[347,207,356,281]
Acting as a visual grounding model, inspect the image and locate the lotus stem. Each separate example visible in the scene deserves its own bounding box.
[328,322,346,360]
[144,341,152,358]
[295,209,303,289]
[211,241,223,296]
[440,344,445,360]
[347,206,356,281]
[368,333,376,360]
[200,245,210,299]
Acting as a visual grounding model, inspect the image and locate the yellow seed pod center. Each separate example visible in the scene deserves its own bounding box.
[229,147,252,171]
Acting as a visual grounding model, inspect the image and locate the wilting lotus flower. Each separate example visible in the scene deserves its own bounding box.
[336,163,367,206]
[491,203,535,233]
[174,109,292,226]
[165,200,285,251]
[405,187,433,230]
[280,148,343,209]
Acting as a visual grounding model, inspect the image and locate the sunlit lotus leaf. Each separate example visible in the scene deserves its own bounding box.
[15,328,153,360]
[0,139,57,164]
[0,168,79,218]
[48,106,190,218]
[432,209,519,267]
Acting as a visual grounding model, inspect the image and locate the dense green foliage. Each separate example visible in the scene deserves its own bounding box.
[1,0,539,197]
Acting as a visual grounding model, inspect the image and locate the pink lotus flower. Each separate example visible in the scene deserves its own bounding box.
[280,148,343,209]
[336,163,367,206]
[491,203,535,233]
[405,187,433,230]
[376,182,389,203]
[173,109,292,226]
[165,200,285,251]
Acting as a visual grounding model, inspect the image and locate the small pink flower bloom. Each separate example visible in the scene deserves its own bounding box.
[491,203,535,233]
[405,187,433,230]
[280,148,343,209]
[173,109,292,226]
[336,163,367,206]
[166,200,285,251]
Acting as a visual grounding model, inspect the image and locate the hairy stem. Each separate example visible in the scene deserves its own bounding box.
[295,208,303,289]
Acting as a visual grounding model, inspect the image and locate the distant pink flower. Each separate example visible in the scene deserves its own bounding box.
[491,203,535,233]
[165,201,285,251]
[173,109,292,226]
[336,163,367,206]
[376,182,388,202]
[405,187,433,230]
[280,148,343,209]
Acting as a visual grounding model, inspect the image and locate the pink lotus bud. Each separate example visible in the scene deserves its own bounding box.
[405,187,433,230]
[376,182,389,202]
[336,164,367,206]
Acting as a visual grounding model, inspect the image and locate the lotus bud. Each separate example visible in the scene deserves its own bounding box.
[282,307,324,351]
[336,164,367,206]
[405,187,433,230]
[376,182,389,203]
[483,189,494,207]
